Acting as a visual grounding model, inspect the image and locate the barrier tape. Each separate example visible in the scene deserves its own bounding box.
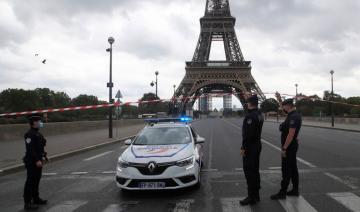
[0,92,359,117]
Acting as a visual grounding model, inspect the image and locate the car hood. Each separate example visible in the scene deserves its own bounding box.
[121,143,193,163]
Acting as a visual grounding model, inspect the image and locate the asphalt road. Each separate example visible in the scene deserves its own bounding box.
[0,118,360,212]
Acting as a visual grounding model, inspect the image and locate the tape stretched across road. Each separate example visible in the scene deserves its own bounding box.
[0,92,359,117]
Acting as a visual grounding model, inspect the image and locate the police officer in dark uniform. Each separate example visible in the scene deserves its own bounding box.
[23,114,48,210]
[240,95,264,206]
[271,99,302,200]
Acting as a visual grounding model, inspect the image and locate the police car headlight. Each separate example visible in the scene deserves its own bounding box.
[176,156,194,167]
[118,159,130,168]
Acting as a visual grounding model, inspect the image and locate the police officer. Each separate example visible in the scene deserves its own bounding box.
[240,95,264,206]
[271,99,302,200]
[23,114,48,210]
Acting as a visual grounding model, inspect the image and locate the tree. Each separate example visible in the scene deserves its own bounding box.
[260,98,279,113]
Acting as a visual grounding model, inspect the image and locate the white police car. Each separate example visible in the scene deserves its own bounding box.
[116,117,205,190]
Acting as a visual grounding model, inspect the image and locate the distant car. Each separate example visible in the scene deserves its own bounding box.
[116,117,205,190]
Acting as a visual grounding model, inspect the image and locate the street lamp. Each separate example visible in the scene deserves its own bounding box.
[150,71,160,98]
[330,70,335,127]
[173,84,176,96]
[295,83,298,103]
[155,71,159,98]
[106,36,115,138]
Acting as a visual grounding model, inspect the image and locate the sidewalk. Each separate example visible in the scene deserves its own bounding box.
[266,118,360,132]
[0,124,144,170]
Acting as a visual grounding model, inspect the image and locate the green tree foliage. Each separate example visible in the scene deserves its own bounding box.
[260,98,279,113]
[138,93,169,114]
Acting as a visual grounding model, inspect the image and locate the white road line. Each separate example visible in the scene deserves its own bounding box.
[324,172,358,190]
[279,196,318,212]
[43,173,57,176]
[102,171,116,174]
[235,168,243,171]
[172,199,194,212]
[221,197,252,212]
[223,119,318,169]
[269,167,282,170]
[208,126,214,169]
[201,169,218,172]
[71,172,88,175]
[84,151,113,161]
[45,200,87,212]
[328,192,360,212]
[261,139,317,168]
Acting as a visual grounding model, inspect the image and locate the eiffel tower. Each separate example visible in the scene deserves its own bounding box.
[174,0,265,115]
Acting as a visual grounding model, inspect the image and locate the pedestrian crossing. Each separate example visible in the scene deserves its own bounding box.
[40,192,360,212]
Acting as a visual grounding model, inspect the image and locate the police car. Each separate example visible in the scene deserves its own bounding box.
[116,117,205,190]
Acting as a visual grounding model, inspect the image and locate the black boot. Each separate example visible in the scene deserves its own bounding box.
[286,189,299,196]
[270,191,286,200]
[24,203,39,210]
[240,197,257,206]
[33,198,48,205]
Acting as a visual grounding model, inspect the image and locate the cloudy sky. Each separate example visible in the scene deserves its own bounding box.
[0,0,359,109]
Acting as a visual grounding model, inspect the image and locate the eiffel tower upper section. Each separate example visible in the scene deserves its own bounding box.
[191,0,246,64]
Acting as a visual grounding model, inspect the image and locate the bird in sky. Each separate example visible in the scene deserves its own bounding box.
[42,59,47,64]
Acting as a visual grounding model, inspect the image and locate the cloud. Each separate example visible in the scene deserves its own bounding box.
[0,0,359,111]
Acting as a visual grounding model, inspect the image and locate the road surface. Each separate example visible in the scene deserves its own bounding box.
[0,118,359,212]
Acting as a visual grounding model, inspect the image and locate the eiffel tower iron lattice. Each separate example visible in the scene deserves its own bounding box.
[174,0,265,116]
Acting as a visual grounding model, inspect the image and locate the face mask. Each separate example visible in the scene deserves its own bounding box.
[39,121,44,128]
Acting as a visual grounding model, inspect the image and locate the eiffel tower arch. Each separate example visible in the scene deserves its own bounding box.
[174,0,265,115]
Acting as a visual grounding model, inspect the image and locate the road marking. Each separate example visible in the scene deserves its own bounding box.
[269,167,282,170]
[43,172,57,176]
[84,151,113,161]
[324,172,358,190]
[223,119,317,169]
[172,199,194,212]
[221,197,252,212]
[261,139,317,168]
[71,172,88,175]
[208,125,214,169]
[102,202,138,212]
[328,192,360,212]
[102,171,116,174]
[279,196,317,212]
[202,169,218,172]
[235,168,243,171]
[45,200,87,212]
[121,145,128,149]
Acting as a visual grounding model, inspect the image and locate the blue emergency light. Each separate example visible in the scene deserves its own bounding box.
[144,116,192,124]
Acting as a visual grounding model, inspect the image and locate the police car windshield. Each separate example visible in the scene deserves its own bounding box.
[133,127,191,145]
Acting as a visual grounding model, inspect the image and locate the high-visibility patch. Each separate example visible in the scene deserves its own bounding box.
[26,138,31,144]
[247,119,252,124]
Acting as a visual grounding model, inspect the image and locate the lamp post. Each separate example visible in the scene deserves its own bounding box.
[295,83,298,104]
[173,84,176,96]
[106,37,115,138]
[150,71,160,98]
[155,71,159,98]
[330,70,335,127]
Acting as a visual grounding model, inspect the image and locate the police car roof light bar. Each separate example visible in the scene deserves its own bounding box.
[144,117,193,124]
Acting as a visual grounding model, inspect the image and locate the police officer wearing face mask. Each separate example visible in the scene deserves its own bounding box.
[240,95,264,206]
[23,114,48,210]
[271,99,302,200]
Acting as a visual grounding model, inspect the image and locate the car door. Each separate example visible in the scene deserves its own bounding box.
[190,126,204,164]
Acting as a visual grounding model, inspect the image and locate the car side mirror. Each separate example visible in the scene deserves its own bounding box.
[195,136,205,144]
[124,139,132,145]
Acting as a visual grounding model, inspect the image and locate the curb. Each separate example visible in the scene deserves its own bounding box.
[265,120,360,133]
[0,135,136,176]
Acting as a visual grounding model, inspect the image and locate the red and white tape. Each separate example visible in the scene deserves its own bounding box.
[0,92,359,117]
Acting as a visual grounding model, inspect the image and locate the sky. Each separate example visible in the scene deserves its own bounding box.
[0,0,359,109]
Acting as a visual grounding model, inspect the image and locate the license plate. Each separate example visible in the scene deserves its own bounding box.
[138,182,166,189]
